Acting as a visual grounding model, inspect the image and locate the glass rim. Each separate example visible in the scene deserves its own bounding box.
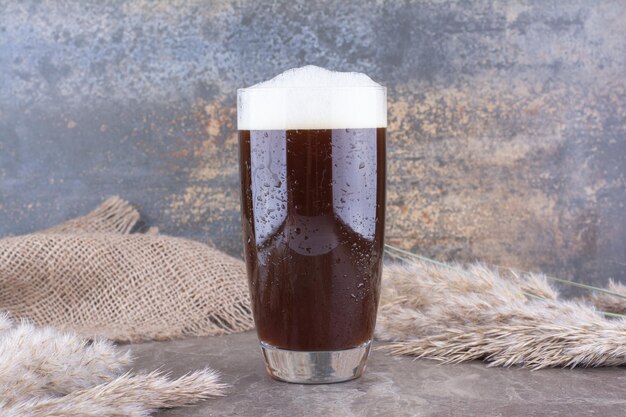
[237,85,387,93]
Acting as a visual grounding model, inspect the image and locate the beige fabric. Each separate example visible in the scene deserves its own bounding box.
[0,197,253,342]
[42,196,140,235]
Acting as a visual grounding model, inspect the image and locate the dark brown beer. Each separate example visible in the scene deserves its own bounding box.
[239,128,385,351]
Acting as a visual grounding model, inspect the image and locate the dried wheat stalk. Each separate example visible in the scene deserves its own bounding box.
[589,279,626,315]
[377,261,626,369]
[0,321,130,404]
[0,315,224,416]
[0,370,225,417]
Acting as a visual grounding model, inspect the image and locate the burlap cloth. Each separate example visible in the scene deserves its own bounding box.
[0,197,254,342]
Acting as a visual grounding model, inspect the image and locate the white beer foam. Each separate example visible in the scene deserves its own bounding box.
[237,65,387,130]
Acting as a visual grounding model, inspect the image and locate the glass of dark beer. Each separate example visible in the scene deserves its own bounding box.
[238,66,386,383]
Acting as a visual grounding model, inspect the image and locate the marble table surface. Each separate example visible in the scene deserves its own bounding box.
[130,332,625,417]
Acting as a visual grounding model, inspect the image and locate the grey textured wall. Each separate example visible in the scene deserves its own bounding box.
[1,0,625,286]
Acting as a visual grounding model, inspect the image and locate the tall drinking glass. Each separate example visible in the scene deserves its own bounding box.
[238,67,386,383]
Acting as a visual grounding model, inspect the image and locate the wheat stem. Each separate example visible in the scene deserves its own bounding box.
[384,244,626,319]
[384,244,626,301]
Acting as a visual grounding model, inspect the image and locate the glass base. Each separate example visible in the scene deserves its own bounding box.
[260,340,371,384]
